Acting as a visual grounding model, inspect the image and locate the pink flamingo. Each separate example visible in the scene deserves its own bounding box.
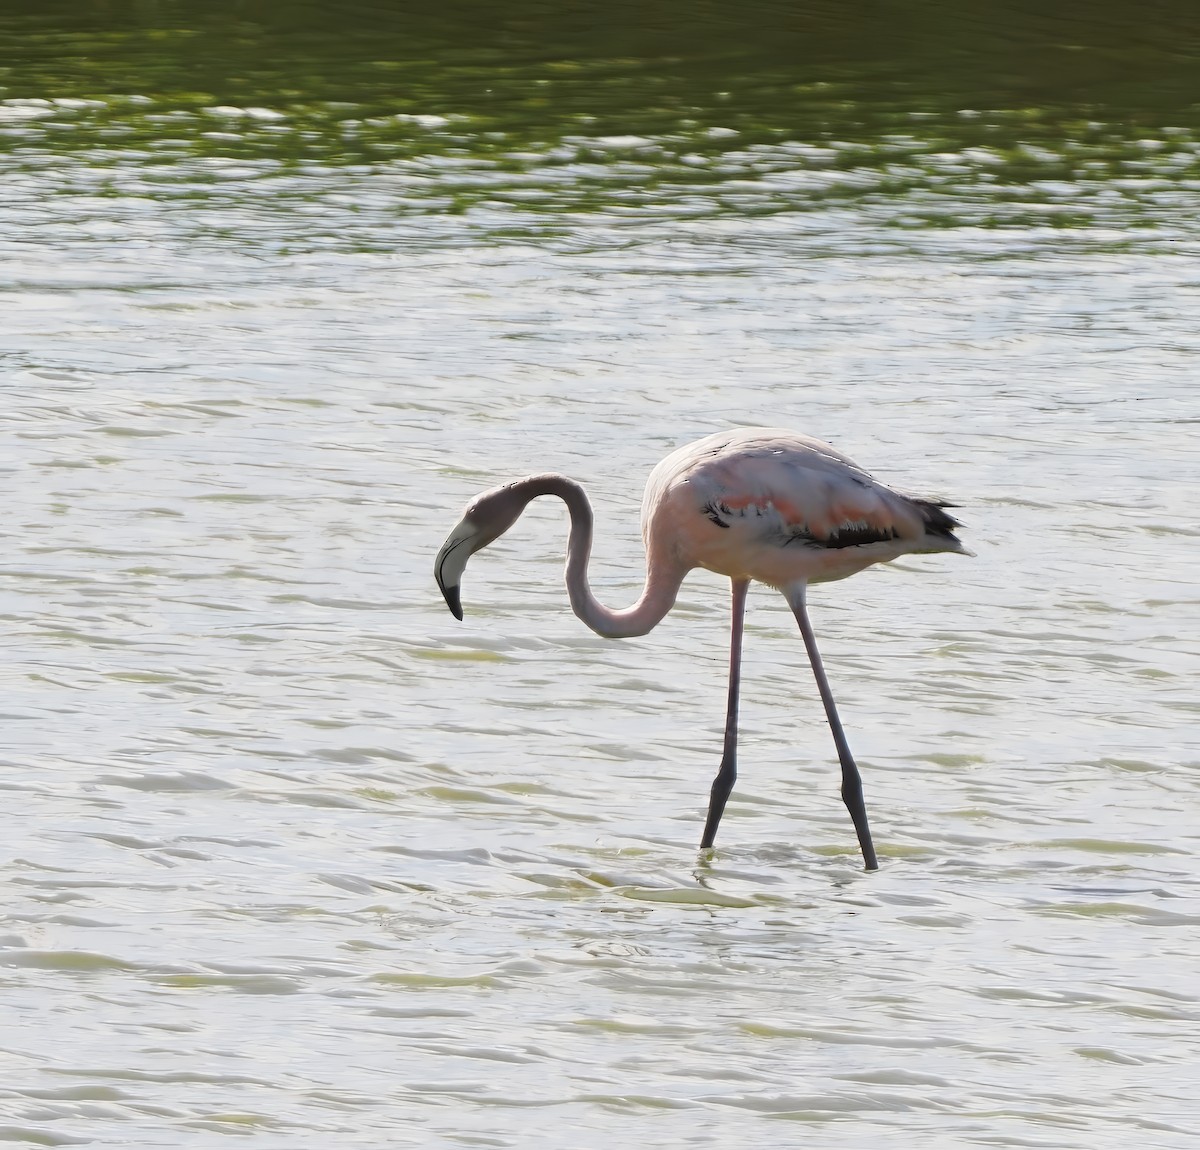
[435,427,968,870]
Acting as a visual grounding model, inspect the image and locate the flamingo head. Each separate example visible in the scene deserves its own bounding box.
[434,482,528,620]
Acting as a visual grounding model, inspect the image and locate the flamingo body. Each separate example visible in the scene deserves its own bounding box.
[435,427,967,869]
[641,428,964,590]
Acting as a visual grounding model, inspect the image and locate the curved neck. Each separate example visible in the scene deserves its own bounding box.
[516,474,684,639]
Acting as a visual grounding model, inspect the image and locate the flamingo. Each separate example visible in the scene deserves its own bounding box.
[434,427,968,870]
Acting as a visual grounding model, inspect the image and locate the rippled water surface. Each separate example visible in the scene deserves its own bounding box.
[3,3,1198,1146]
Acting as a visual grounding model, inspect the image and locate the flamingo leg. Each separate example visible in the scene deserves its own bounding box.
[788,587,879,871]
[700,578,750,850]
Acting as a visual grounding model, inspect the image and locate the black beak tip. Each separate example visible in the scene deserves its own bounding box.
[442,584,463,621]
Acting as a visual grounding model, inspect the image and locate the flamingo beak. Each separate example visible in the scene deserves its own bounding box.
[441,581,463,621]
[434,518,478,620]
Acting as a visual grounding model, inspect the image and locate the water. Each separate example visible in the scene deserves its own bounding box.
[2,3,1198,1146]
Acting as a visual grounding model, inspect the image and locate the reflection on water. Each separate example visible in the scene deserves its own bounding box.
[4,0,1200,244]
[2,3,1199,1149]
